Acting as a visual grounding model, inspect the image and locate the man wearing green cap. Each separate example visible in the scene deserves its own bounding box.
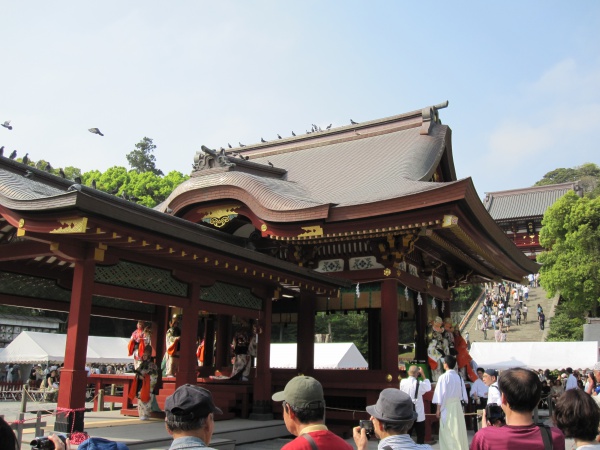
[272,375,352,449]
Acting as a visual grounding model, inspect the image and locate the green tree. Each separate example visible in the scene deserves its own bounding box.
[546,303,585,341]
[538,191,600,316]
[535,163,600,197]
[127,137,164,176]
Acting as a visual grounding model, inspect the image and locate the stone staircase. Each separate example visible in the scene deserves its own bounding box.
[461,285,559,344]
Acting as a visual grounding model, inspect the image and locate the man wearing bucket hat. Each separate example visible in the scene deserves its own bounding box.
[272,375,352,449]
[164,384,223,450]
[353,388,432,449]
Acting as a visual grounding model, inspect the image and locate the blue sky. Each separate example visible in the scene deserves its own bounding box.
[1,2,598,196]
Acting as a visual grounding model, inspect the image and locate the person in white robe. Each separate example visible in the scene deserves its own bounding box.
[432,355,468,450]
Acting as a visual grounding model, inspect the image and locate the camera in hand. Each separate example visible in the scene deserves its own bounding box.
[30,434,67,450]
[359,419,375,438]
[485,403,505,425]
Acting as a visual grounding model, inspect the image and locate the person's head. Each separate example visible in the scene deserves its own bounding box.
[498,368,541,413]
[443,355,456,370]
[476,367,485,380]
[483,369,498,387]
[142,346,153,360]
[272,376,325,435]
[566,367,573,374]
[553,388,600,442]
[164,384,222,443]
[408,365,420,378]
[365,389,417,438]
[137,320,144,330]
[0,416,18,450]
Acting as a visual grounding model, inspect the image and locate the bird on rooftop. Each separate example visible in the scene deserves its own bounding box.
[45,162,53,172]
[350,119,358,125]
[121,191,129,200]
[24,170,34,179]
[228,143,232,149]
[91,179,97,189]
[277,134,282,139]
[220,147,225,152]
[261,138,267,143]
[292,131,296,136]
[268,161,274,167]
[59,168,66,178]
[326,124,332,130]
[88,128,104,136]
[0,146,4,156]
[74,176,82,184]
[109,186,119,195]
[22,153,29,165]
[239,142,246,147]
[9,150,17,159]
[2,121,12,130]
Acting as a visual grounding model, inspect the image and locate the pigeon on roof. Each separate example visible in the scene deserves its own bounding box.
[0,146,4,156]
[277,134,282,139]
[74,176,82,184]
[88,128,104,136]
[239,142,246,147]
[91,179,97,189]
[326,124,332,130]
[261,138,267,143]
[228,143,232,149]
[9,150,17,159]
[45,162,53,172]
[268,161,274,167]
[2,121,12,130]
[350,119,358,125]
[22,153,29,165]
[24,170,34,179]
[291,131,296,136]
[59,168,66,178]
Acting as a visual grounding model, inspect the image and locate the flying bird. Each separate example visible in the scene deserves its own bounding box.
[277,134,282,139]
[22,153,29,165]
[88,128,104,136]
[291,131,296,136]
[59,168,66,178]
[326,124,332,130]
[350,119,358,125]
[261,138,267,143]
[239,142,246,147]
[2,121,12,130]
[9,150,17,159]
[228,143,232,149]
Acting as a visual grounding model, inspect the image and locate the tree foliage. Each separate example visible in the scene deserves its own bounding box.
[535,163,600,197]
[546,302,585,342]
[538,191,600,316]
[126,137,164,176]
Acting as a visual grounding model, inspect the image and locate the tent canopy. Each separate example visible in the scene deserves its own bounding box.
[469,341,599,371]
[0,331,132,364]
[270,343,368,369]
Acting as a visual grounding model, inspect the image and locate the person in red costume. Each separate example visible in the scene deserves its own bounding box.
[128,321,147,370]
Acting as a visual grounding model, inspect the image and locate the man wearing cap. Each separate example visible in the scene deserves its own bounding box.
[483,369,501,406]
[432,355,469,450]
[164,384,223,449]
[353,388,432,450]
[399,366,431,444]
[272,375,352,449]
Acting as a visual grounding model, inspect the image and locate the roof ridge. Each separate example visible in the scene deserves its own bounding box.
[484,181,579,198]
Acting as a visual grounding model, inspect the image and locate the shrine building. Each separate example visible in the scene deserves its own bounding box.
[0,101,539,432]
[483,181,583,260]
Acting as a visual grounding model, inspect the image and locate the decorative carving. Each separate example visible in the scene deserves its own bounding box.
[315,259,344,273]
[192,145,234,172]
[50,217,88,234]
[200,205,241,228]
[349,256,383,270]
[442,215,458,228]
[298,225,323,239]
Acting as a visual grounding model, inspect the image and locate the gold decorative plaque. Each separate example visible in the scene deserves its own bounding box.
[50,217,88,234]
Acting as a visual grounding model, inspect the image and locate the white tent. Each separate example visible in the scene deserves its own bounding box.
[270,342,368,369]
[0,331,132,364]
[469,341,599,371]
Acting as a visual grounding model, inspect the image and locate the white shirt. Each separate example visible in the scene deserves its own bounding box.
[470,378,489,399]
[565,373,578,390]
[432,369,468,422]
[487,381,501,405]
[400,376,432,422]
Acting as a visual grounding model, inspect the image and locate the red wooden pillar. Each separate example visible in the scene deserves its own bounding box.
[176,284,200,387]
[55,258,95,432]
[297,291,316,375]
[381,279,399,382]
[250,291,274,419]
[215,315,231,371]
[152,305,168,361]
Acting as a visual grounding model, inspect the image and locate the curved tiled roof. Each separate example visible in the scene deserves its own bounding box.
[483,182,580,221]
[0,169,65,201]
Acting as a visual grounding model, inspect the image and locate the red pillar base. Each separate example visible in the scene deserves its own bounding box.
[54,410,85,433]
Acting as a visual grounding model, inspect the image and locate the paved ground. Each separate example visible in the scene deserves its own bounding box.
[462,285,559,344]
